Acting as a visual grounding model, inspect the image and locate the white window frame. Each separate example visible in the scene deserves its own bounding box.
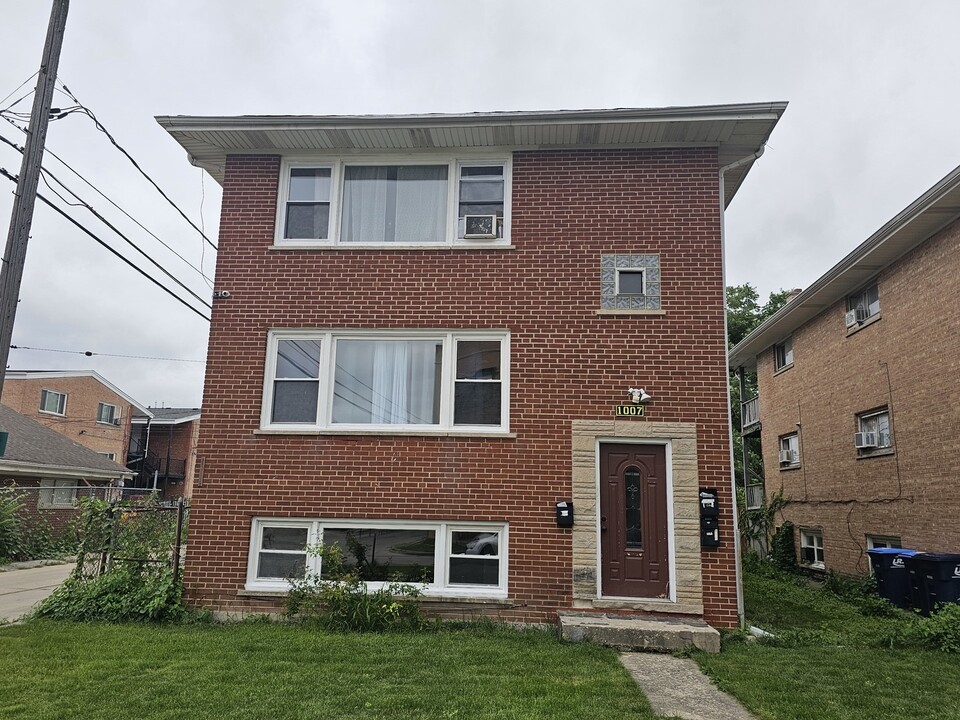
[38,478,77,509]
[274,155,512,248]
[97,452,117,461]
[261,329,510,434]
[39,389,67,416]
[857,408,892,452]
[96,402,118,425]
[866,535,903,574]
[800,529,824,569]
[246,518,509,597]
[779,433,800,468]
[774,337,794,371]
[615,268,645,296]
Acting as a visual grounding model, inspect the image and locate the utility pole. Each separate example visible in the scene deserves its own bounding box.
[0,0,70,397]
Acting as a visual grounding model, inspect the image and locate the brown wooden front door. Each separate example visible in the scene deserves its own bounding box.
[599,443,669,598]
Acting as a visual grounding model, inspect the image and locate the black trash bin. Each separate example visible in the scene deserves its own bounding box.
[867,548,918,609]
[907,553,960,615]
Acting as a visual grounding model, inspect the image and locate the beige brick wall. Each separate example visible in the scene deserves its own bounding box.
[756,219,960,575]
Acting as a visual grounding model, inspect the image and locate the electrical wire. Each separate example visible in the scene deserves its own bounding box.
[10,345,204,363]
[55,82,218,251]
[1,117,214,284]
[0,130,211,310]
[0,72,37,109]
[0,166,211,322]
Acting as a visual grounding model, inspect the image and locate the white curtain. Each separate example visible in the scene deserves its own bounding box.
[342,167,389,243]
[341,166,447,243]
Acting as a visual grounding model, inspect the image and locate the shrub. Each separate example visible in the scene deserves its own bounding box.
[913,602,960,653]
[34,568,184,622]
[286,543,427,632]
[0,488,25,562]
[770,521,797,571]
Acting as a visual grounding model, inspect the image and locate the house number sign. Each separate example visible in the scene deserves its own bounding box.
[615,405,645,417]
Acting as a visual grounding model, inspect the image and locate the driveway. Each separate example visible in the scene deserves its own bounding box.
[0,563,74,623]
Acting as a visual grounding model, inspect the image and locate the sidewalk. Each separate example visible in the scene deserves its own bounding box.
[620,652,758,720]
[0,561,74,623]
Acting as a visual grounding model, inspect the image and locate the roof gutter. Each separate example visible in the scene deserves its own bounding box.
[718,144,765,630]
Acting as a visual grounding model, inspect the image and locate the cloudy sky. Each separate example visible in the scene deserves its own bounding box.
[1,1,959,408]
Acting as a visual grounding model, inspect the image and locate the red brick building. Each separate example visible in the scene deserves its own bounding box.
[729,165,960,576]
[128,408,201,500]
[160,104,786,630]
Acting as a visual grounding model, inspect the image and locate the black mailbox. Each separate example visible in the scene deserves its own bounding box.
[556,501,574,528]
[699,488,720,547]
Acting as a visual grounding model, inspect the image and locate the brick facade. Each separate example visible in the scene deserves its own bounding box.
[756,219,960,575]
[2,375,134,467]
[187,147,741,627]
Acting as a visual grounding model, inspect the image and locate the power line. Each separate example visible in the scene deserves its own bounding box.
[10,345,205,363]
[1,117,214,284]
[0,166,211,323]
[55,82,218,252]
[0,131,211,310]
[0,72,38,110]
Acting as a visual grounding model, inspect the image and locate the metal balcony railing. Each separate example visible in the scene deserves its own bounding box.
[745,483,765,510]
[741,395,760,430]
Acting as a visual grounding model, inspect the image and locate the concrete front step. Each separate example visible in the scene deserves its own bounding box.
[558,612,721,653]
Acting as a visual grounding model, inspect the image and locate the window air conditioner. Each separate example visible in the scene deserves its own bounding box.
[855,431,878,449]
[112,418,121,426]
[779,450,796,464]
[463,215,498,239]
[844,310,859,328]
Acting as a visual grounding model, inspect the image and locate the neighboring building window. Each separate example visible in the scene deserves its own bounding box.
[847,283,880,323]
[96,402,118,425]
[600,254,661,310]
[246,518,508,595]
[856,408,892,454]
[38,479,76,509]
[98,452,117,461]
[866,535,902,574]
[800,529,824,569]
[774,337,794,370]
[277,158,510,247]
[39,389,67,415]
[263,331,509,432]
[779,433,800,468]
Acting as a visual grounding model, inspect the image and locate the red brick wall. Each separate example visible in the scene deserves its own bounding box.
[757,219,960,575]
[140,421,199,499]
[189,148,738,626]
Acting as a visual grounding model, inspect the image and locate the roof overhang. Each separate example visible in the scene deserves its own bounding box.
[157,102,787,208]
[131,412,200,426]
[0,459,132,481]
[729,163,960,370]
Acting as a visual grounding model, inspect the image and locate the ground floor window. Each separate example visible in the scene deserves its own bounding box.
[38,478,77,509]
[247,518,508,596]
[800,528,824,569]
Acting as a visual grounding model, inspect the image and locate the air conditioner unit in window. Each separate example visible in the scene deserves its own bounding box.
[855,431,878,449]
[779,450,797,465]
[463,215,498,239]
[112,418,121,426]
[844,309,859,328]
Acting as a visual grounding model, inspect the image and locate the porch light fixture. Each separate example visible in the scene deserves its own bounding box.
[627,387,652,404]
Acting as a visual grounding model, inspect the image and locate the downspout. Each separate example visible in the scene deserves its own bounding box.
[719,145,765,629]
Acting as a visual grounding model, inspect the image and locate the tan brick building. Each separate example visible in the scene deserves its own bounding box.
[160,104,786,630]
[729,165,960,576]
[2,371,152,465]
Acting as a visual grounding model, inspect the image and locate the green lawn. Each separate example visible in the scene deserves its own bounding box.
[0,622,656,720]
[694,565,960,720]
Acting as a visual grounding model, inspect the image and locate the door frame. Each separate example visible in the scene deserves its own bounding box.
[594,437,676,602]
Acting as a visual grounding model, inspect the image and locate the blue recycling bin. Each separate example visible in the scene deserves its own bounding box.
[867,548,918,609]
[906,553,960,615]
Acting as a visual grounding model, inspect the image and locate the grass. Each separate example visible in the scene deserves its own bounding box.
[694,562,960,720]
[0,622,656,720]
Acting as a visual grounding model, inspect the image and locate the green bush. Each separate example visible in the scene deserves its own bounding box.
[286,543,427,632]
[0,488,25,562]
[34,568,184,622]
[770,521,797,571]
[912,602,960,653]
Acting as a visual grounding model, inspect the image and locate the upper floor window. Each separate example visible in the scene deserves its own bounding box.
[96,402,118,425]
[600,254,661,311]
[856,408,892,455]
[846,283,880,327]
[774,337,794,371]
[277,158,510,247]
[779,433,800,468]
[39,389,67,416]
[262,330,509,433]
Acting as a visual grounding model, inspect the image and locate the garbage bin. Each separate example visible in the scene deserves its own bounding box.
[907,553,960,615]
[867,548,918,609]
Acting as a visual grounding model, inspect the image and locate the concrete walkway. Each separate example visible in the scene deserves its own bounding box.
[0,562,74,623]
[620,652,758,720]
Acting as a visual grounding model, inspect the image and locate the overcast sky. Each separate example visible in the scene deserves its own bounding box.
[2,1,959,408]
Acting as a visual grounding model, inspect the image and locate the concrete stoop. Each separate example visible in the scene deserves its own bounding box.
[558,612,721,653]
